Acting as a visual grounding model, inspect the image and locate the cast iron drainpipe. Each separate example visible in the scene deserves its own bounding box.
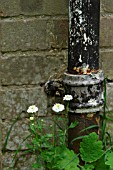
[63,0,104,153]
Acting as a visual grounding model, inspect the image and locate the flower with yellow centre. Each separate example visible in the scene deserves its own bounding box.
[52,103,65,113]
[27,105,38,113]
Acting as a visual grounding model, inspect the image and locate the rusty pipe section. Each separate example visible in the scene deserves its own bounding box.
[63,70,104,153]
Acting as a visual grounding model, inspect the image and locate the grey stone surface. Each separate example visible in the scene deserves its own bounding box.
[0,0,68,17]
[100,51,113,80]
[0,0,44,17]
[2,152,36,170]
[106,83,113,113]
[50,19,68,49]
[1,19,48,51]
[20,0,43,14]
[43,0,68,15]
[0,86,47,119]
[100,16,113,47]
[0,53,65,85]
[102,0,113,13]
[0,17,68,52]
[105,82,113,143]
[0,120,2,170]
[0,0,20,17]
[2,119,30,150]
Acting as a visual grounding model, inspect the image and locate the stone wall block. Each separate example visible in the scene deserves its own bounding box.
[100,16,113,47]
[0,23,1,52]
[20,0,43,15]
[0,53,65,85]
[50,19,68,49]
[43,0,68,15]
[106,83,113,113]
[106,83,113,142]
[0,119,2,170]
[102,0,113,13]
[0,86,47,119]
[100,51,113,80]
[0,0,44,17]
[2,119,30,150]
[0,0,68,17]
[1,19,48,52]
[0,0,20,17]
[2,152,36,169]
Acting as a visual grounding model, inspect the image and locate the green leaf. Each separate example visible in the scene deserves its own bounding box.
[95,155,110,170]
[71,135,87,144]
[84,164,95,170]
[30,124,36,133]
[80,132,104,163]
[68,121,78,129]
[44,133,53,138]
[105,116,113,122]
[32,163,40,169]
[80,125,99,133]
[57,147,79,170]
[105,152,113,169]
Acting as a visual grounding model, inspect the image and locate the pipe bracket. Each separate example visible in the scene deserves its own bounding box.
[63,70,104,113]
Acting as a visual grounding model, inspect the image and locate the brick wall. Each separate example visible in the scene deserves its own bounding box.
[100,0,113,109]
[0,0,113,169]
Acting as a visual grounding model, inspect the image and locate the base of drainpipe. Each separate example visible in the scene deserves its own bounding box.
[63,70,104,153]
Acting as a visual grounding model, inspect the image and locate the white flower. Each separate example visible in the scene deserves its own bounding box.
[88,99,98,106]
[30,117,34,120]
[52,103,65,113]
[63,95,73,101]
[27,105,38,113]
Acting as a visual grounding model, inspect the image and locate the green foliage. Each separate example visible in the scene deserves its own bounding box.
[80,132,104,163]
[95,155,110,170]
[105,152,113,169]
[68,121,78,129]
[83,164,95,170]
[56,147,79,170]
[80,125,99,133]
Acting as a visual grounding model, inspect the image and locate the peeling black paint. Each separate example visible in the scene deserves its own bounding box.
[68,0,100,74]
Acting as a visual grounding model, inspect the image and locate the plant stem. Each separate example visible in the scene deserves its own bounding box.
[102,78,107,149]
[53,115,56,147]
